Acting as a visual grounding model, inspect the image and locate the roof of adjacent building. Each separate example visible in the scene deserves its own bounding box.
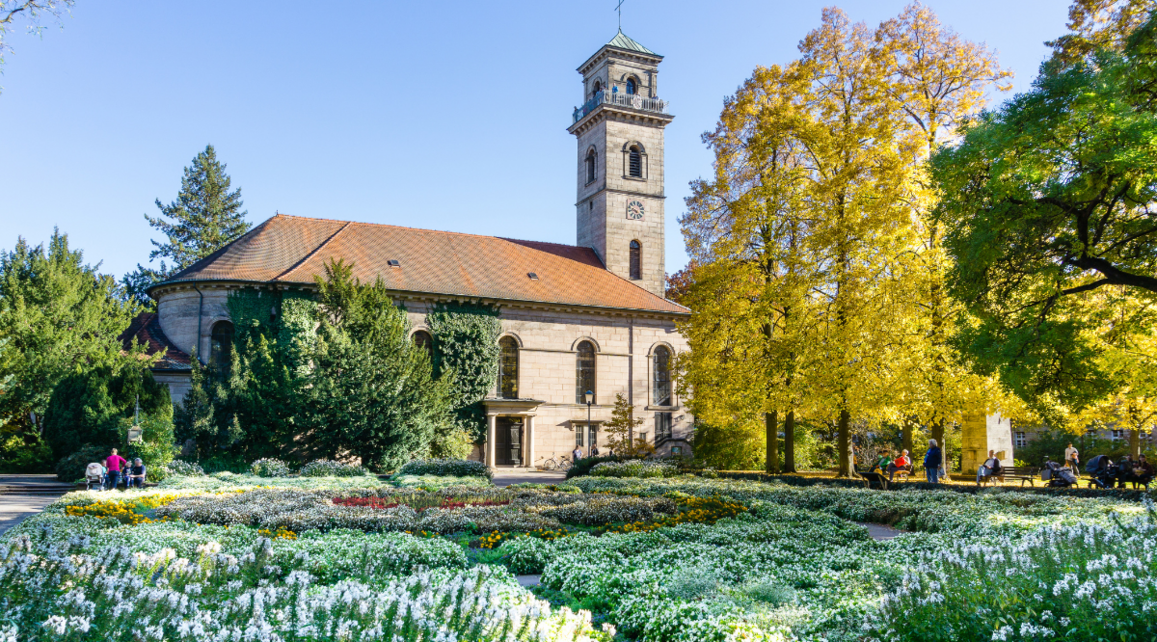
[120,312,192,370]
[152,214,689,315]
[606,30,660,57]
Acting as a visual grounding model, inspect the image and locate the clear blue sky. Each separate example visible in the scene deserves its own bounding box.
[0,0,1070,280]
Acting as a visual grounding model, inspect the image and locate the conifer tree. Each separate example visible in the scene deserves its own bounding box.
[602,393,652,458]
[124,145,250,304]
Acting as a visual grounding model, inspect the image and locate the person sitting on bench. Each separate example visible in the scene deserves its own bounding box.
[873,450,892,475]
[977,449,1002,484]
[888,450,911,482]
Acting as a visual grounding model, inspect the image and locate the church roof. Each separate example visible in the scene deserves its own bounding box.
[606,30,660,57]
[154,214,689,315]
[120,312,192,370]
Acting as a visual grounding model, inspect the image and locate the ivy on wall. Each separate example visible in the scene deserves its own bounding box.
[426,303,502,440]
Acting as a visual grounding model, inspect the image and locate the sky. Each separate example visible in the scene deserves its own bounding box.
[0,0,1072,280]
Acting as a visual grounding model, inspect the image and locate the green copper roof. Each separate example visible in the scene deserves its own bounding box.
[606,29,659,57]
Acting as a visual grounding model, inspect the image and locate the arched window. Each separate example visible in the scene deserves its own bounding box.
[629,145,642,177]
[593,81,602,97]
[653,345,672,406]
[412,330,433,359]
[626,78,637,95]
[576,340,596,404]
[498,336,519,399]
[209,321,234,372]
[629,240,642,280]
[586,149,597,184]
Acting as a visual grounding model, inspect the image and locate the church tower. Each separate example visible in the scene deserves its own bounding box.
[569,31,673,298]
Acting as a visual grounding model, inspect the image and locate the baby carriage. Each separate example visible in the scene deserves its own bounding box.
[1041,459,1078,487]
[85,463,107,491]
[1085,455,1117,489]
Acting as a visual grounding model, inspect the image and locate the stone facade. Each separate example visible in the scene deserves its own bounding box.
[961,413,1014,473]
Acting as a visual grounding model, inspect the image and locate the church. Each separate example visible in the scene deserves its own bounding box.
[123,31,694,469]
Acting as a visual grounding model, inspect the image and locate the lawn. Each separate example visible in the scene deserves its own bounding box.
[2,464,1155,641]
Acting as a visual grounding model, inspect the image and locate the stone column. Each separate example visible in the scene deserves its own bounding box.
[486,414,497,469]
[525,415,535,469]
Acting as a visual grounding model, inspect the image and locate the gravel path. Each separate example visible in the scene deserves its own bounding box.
[857,522,903,540]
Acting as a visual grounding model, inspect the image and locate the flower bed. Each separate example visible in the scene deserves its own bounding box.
[6,474,1153,641]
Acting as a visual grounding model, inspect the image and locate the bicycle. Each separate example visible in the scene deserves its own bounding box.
[541,455,572,471]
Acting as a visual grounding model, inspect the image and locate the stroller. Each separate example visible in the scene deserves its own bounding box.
[85,463,107,491]
[1085,455,1117,489]
[1042,459,1078,487]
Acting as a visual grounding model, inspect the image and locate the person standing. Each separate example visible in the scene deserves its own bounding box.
[105,448,127,491]
[590,444,600,457]
[1064,442,1080,477]
[924,440,942,484]
[571,446,583,464]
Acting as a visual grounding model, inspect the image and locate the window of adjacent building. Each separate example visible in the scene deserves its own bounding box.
[628,146,642,177]
[586,149,597,184]
[498,336,519,399]
[1112,429,1125,441]
[576,340,596,404]
[575,425,584,448]
[412,330,433,360]
[630,240,642,280]
[626,78,637,95]
[1014,431,1026,448]
[655,412,672,442]
[653,345,671,406]
[209,321,234,372]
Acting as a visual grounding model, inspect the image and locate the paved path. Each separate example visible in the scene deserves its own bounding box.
[857,522,903,540]
[0,474,71,537]
[492,470,568,487]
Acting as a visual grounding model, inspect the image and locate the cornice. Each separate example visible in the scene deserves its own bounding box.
[568,104,674,136]
[578,46,663,76]
[153,280,689,320]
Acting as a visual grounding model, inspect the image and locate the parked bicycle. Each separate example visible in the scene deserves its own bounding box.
[541,455,572,471]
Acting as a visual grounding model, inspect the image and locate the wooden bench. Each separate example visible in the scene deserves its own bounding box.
[980,466,1039,486]
[856,470,889,490]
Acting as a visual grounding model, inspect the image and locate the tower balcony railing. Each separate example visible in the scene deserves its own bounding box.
[572,91,669,124]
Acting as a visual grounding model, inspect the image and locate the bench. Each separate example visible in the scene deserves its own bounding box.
[856,470,889,490]
[980,466,1039,486]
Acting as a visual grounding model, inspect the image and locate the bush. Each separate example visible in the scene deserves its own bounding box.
[0,432,54,473]
[299,459,370,477]
[54,445,113,482]
[166,460,205,476]
[589,460,679,479]
[396,458,491,480]
[250,458,291,477]
[564,454,624,479]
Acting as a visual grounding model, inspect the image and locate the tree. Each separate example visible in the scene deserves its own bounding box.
[124,145,250,304]
[1047,0,1156,65]
[0,0,74,86]
[933,9,1157,416]
[0,231,146,436]
[425,303,502,441]
[602,393,652,458]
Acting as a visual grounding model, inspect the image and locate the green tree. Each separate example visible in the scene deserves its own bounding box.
[426,303,502,440]
[602,392,652,458]
[297,260,455,471]
[0,231,145,436]
[124,145,250,305]
[933,9,1157,415]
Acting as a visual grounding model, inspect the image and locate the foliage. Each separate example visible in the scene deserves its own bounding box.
[601,392,652,457]
[589,460,678,478]
[428,424,475,460]
[123,145,250,304]
[299,459,370,477]
[933,9,1157,419]
[165,459,204,476]
[250,457,291,477]
[0,231,147,441]
[396,458,493,480]
[42,364,170,461]
[425,302,502,441]
[53,444,111,482]
[564,454,624,480]
[0,430,52,473]
[0,1,74,85]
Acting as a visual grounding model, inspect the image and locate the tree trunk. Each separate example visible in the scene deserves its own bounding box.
[765,410,779,474]
[784,409,796,473]
[1131,428,1141,458]
[837,409,853,477]
[902,420,913,455]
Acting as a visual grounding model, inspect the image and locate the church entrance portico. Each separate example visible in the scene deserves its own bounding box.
[483,399,543,469]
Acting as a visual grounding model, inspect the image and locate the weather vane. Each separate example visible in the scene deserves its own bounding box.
[615,0,625,30]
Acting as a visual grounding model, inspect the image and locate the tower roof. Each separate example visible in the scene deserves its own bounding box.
[606,29,660,57]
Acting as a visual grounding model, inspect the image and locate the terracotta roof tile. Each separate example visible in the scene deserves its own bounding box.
[119,312,192,370]
[157,214,688,315]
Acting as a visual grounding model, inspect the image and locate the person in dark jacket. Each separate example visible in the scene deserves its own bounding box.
[924,439,942,483]
[126,458,147,489]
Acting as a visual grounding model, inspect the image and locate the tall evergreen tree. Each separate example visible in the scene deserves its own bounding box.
[123,145,250,305]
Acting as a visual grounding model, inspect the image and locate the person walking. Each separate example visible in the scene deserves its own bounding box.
[1065,442,1080,477]
[105,448,127,491]
[924,440,942,484]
